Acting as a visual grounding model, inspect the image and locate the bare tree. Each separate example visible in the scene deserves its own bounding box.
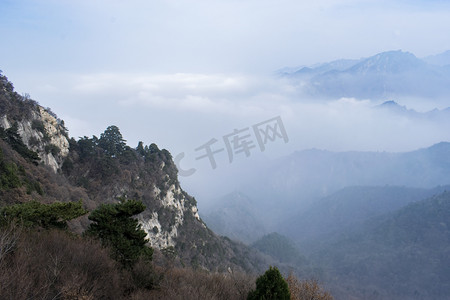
[0,223,21,262]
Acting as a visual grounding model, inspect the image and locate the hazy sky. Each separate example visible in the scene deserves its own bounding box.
[2,0,450,74]
[2,0,450,199]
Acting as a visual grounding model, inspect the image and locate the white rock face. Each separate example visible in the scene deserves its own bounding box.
[1,106,69,173]
[192,205,201,221]
[139,212,172,248]
[0,115,10,128]
[39,107,69,157]
[139,184,202,249]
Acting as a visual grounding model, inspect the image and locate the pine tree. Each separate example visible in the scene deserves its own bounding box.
[0,200,87,229]
[98,125,127,157]
[85,199,153,268]
[247,266,291,300]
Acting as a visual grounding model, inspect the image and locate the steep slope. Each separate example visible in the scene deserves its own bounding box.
[0,72,89,209]
[0,71,268,273]
[314,191,450,300]
[0,73,69,172]
[62,133,267,271]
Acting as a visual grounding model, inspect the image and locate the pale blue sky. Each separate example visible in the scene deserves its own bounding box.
[2,0,450,75]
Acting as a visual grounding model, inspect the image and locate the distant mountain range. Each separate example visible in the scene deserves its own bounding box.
[281,50,450,99]
[376,100,450,120]
[313,190,450,300]
[203,182,450,299]
[202,141,450,242]
[279,185,450,253]
[266,142,450,207]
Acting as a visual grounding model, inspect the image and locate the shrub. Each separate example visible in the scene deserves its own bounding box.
[1,124,40,164]
[31,119,51,141]
[0,149,21,190]
[31,119,46,134]
[45,144,61,156]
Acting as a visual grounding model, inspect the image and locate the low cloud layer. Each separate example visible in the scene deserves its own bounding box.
[21,71,450,151]
[8,70,450,200]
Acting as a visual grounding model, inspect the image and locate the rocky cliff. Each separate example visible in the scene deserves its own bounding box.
[0,75,69,173]
[0,71,267,273]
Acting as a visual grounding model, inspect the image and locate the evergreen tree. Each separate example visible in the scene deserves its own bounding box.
[76,135,98,160]
[0,123,40,164]
[98,125,127,157]
[247,266,291,300]
[0,200,87,229]
[85,199,153,268]
[0,149,21,190]
[136,141,145,156]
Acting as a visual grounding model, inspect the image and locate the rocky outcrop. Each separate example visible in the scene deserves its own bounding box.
[139,184,204,249]
[1,106,69,172]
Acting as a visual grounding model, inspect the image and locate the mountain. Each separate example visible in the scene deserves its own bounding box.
[278,185,450,253]
[286,58,362,78]
[0,84,69,173]
[213,142,450,245]
[271,142,450,201]
[3,68,450,299]
[376,100,417,114]
[347,50,424,74]
[0,71,268,273]
[376,100,450,122]
[314,191,450,300]
[282,50,450,99]
[378,99,450,114]
[251,232,305,265]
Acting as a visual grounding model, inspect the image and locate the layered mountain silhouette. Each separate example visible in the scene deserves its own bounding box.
[282,50,450,99]
[312,191,450,300]
[424,50,450,66]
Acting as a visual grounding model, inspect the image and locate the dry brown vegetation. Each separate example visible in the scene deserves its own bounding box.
[287,272,334,300]
[0,226,256,300]
[141,267,255,300]
[0,226,334,300]
[0,228,122,299]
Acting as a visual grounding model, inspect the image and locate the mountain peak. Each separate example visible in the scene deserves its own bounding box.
[348,50,424,74]
[282,49,450,99]
[380,100,400,106]
[376,100,409,112]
